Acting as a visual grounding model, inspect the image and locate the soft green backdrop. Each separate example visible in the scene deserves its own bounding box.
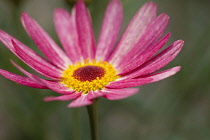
[0,0,209,140]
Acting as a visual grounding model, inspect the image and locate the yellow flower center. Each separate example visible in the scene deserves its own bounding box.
[61,59,119,93]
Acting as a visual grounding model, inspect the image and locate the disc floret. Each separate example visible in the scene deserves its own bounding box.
[61,59,119,93]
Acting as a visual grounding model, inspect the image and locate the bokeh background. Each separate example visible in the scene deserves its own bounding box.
[0,0,209,140]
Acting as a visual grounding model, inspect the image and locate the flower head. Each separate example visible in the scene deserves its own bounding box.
[0,0,184,107]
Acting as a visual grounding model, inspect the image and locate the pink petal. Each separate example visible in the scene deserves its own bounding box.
[106,66,181,89]
[141,66,181,82]
[124,40,184,79]
[87,90,106,99]
[11,59,38,77]
[0,31,61,79]
[54,8,82,63]
[118,33,171,75]
[109,2,157,65]
[102,88,139,100]
[44,92,81,102]
[0,69,47,89]
[21,12,71,69]
[29,74,75,95]
[68,94,93,108]
[96,0,123,61]
[41,80,75,95]
[9,61,72,95]
[116,14,169,68]
[12,40,62,79]
[106,78,152,89]
[75,1,95,59]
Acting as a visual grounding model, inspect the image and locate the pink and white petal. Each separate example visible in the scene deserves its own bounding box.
[118,33,171,75]
[140,66,181,82]
[68,93,93,108]
[44,92,81,102]
[106,66,181,89]
[41,81,75,95]
[0,31,62,77]
[116,14,169,68]
[124,40,184,79]
[87,90,106,99]
[21,12,71,69]
[109,2,157,66]
[106,78,152,89]
[29,74,75,95]
[0,30,32,56]
[75,1,95,59]
[11,59,40,78]
[102,88,139,100]
[136,14,169,53]
[96,0,123,61]
[0,69,47,89]
[12,40,62,79]
[54,8,82,63]
[8,61,71,94]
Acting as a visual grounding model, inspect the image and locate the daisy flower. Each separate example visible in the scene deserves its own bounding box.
[0,0,184,107]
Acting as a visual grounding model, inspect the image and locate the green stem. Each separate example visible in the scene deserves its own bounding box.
[72,108,80,140]
[86,99,99,140]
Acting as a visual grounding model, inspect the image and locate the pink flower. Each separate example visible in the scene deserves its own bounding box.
[0,0,184,107]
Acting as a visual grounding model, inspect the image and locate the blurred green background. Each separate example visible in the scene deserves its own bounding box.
[0,0,209,140]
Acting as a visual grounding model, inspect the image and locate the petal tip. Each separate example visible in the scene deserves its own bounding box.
[160,13,170,20]
[166,32,171,37]
[174,40,184,48]
[54,8,67,15]
[21,12,28,19]
[147,1,157,5]
[178,40,184,45]
[21,12,30,25]
[145,1,158,10]
[43,97,53,102]
[174,66,181,72]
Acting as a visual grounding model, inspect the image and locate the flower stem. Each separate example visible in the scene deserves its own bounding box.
[86,99,99,140]
[72,108,80,140]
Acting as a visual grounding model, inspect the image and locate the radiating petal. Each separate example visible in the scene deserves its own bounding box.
[118,33,171,74]
[124,40,184,79]
[44,92,82,102]
[87,90,105,99]
[28,74,75,95]
[106,66,181,89]
[0,31,61,79]
[9,61,72,95]
[75,1,95,59]
[102,88,139,100]
[109,2,157,65]
[12,40,62,79]
[54,8,82,63]
[140,66,181,82]
[106,78,151,89]
[116,14,169,68]
[96,0,123,61]
[10,62,71,94]
[11,59,39,77]
[21,12,71,69]
[68,94,93,108]
[0,69,47,89]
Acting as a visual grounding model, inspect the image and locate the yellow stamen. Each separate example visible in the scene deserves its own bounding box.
[61,59,119,94]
